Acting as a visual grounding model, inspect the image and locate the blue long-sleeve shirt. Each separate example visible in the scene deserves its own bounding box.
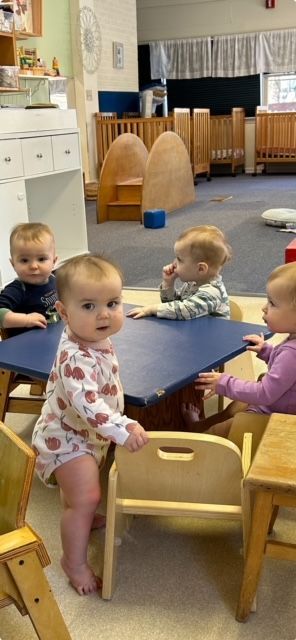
[0,275,57,336]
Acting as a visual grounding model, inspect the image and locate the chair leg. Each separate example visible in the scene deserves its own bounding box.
[102,468,120,600]
[30,381,46,396]
[268,505,279,534]
[7,551,71,640]
[241,483,256,612]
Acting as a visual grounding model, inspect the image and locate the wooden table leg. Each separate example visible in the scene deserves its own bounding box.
[0,369,14,422]
[236,490,273,622]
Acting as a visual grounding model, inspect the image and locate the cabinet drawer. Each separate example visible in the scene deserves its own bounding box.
[52,134,80,171]
[0,139,23,179]
[22,136,53,176]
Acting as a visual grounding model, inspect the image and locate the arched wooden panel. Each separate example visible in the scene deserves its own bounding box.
[97,133,148,223]
[141,131,195,216]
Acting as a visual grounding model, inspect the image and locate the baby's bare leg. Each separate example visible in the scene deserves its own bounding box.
[55,455,101,595]
[205,417,234,438]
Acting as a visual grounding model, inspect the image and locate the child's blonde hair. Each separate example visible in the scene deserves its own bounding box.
[176,225,232,268]
[268,262,296,308]
[10,223,55,255]
[56,254,123,302]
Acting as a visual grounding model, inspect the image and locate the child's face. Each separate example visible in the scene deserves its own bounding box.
[56,272,124,346]
[173,240,220,284]
[262,279,296,334]
[10,236,57,285]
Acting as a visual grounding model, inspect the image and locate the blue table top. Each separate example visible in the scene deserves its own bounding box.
[0,306,272,407]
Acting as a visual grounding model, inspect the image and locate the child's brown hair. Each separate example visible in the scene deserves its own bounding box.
[56,253,124,302]
[176,225,232,268]
[10,223,55,255]
[268,262,296,308]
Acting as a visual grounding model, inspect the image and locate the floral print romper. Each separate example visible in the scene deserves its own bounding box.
[32,328,135,485]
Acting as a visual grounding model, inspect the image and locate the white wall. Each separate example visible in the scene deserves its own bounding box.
[137,0,296,42]
[70,0,138,181]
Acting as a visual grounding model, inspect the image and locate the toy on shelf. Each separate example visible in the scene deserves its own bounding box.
[52,57,60,76]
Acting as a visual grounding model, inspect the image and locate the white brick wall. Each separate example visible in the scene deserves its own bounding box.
[97,0,138,92]
[70,0,138,180]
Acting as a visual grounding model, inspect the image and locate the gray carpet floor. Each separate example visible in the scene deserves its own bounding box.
[88,174,296,295]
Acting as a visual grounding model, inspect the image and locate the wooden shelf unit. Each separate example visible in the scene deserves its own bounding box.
[14,0,42,38]
[0,1,42,71]
[0,28,17,65]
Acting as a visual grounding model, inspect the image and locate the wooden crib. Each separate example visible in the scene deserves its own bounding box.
[255,108,296,171]
[173,108,191,156]
[192,108,211,179]
[210,107,245,175]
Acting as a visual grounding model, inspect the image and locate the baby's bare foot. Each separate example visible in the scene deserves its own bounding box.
[61,556,102,595]
[181,402,201,430]
[91,513,106,530]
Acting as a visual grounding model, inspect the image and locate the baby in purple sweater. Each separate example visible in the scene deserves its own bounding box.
[182,262,296,438]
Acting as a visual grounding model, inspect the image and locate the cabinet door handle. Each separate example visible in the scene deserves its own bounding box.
[4,156,11,163]
[36,153,43,159]
[65,149,71,154]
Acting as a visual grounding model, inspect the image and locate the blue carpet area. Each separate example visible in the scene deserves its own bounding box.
[87,174,295,295]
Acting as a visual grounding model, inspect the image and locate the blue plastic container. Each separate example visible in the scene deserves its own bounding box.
[143,209,167,229]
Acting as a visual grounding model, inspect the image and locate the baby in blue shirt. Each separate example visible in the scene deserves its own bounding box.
[0,222,58,337]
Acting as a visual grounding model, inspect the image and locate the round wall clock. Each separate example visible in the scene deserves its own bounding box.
[77,6,102,74]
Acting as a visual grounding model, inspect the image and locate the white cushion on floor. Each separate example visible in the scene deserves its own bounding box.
[262,208,296,226]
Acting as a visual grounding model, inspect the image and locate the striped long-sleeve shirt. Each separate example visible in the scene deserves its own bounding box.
[157,275,230,320]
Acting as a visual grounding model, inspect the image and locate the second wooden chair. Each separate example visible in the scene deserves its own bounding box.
[102,430,252,599]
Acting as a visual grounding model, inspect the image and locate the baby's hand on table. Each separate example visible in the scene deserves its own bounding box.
[26,312,47,329]
[124,422,149,452]
[243,332,265,354]
[195,371,223,395]
[126,305,159,319]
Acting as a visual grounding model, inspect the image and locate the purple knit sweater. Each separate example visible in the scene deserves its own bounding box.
[216,338,296,415]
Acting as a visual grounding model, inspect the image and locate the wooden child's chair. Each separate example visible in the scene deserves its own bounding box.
[0,421,71,639]
[217,300,255,412]
[0,328,46,422]
[102,430,252,600]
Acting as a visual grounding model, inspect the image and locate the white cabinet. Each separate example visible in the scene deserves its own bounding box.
[0,109,88,287]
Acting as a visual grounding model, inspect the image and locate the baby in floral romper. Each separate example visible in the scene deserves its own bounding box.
[32,254,148,596]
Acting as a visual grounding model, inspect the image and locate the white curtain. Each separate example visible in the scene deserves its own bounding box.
[212,33,260,77]
[150,29,296,80]
[260,30,296,73]
[149,38,212,80]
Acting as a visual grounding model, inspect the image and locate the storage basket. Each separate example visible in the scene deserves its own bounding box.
[0,66,19,89]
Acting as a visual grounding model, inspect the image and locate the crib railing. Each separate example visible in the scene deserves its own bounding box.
[95,115,174,173]
[210,108,245,175]
[255,110,296,164]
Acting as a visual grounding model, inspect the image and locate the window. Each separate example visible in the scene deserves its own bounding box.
[262,73,296,111]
